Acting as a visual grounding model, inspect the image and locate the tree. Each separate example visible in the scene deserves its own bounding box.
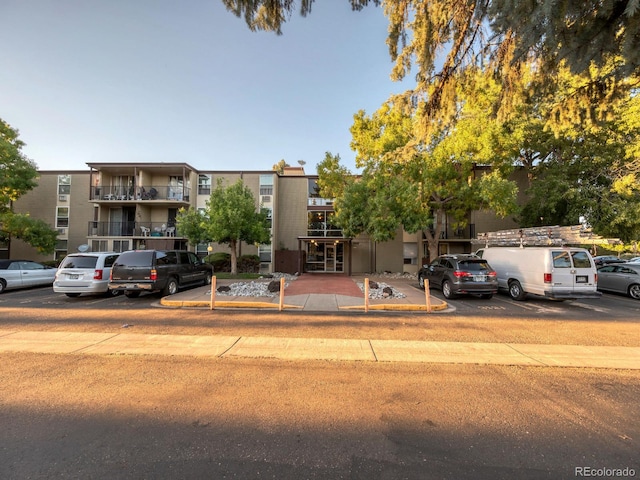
[0,118,57,254]
[272,159,290,174]
[176,179,271,274]
[222,0,640,136]
[319,71,519,261]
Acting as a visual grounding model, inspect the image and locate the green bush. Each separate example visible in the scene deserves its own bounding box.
[202,253,259,273]
[204,252,231,272]
[238,254,260,273]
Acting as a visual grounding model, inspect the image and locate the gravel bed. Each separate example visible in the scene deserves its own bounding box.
[215,273,298,297]
[357,281,407,299]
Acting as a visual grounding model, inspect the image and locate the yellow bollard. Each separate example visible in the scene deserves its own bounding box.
[424,279,431,313]
[210,276,216,310]
[364,278,369,313]
[279,277,285,311]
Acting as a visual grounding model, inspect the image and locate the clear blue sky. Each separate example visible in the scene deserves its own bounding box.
[1,0,411,174]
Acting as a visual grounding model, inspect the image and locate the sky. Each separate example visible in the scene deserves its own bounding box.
[1,0,412,174]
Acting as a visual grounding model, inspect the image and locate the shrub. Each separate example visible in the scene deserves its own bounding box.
[204,252,231,272]
[238,254,260,273]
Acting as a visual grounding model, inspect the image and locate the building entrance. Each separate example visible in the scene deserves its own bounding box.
[305,241,344,273]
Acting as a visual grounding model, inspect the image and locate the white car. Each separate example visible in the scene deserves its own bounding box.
[54,252,121,297]
[0,259,57,293]
[627,257,640,263]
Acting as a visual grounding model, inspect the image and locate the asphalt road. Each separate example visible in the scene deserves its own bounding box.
[1,285,639,479]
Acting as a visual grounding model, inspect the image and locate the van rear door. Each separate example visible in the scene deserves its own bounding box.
[551,250,597,293]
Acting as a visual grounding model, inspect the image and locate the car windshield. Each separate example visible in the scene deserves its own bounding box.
[457,260,491,272]
[59,256,98,269]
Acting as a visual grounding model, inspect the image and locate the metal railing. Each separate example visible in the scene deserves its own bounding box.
[88,221,178,237]
[90,186,190,201]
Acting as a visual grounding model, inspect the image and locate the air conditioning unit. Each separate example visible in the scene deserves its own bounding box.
[261,195,272,203]
[58,195,68,202]
[57,228,67,235]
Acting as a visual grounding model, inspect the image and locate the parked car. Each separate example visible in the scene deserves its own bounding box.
[476,246,601,301]
[593,255,626,266]
[109,250,213,298]
[626,257,640,264]
[0,259,57,293]
[418,254,498,299]
[54,252,121,297]
[596,263,640,299]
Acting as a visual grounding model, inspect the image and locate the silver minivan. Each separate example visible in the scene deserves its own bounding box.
[54,252,121,297]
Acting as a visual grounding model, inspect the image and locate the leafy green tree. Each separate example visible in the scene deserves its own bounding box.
[319,71,519,260]
[176,179,271,274]
[0,118,57,254]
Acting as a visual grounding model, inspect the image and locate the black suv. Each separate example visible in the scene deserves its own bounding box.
[109,250,213,298]
[418,254,498,299]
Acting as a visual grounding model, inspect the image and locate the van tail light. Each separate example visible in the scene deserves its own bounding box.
[150,268,157,281]
[110,269,113,281]
[94,269,103,280]
[544,273,552,283]
[594,273,597,283]
[453,271,473,278]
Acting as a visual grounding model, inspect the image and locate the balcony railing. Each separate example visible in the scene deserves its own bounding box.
[90,186,190,202]
[88,221,179,237]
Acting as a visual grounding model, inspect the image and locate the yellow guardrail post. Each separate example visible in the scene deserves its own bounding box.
[279,277,285,311]
[364,278,369,313]
[424,279,431,313]
[210,276,216,310]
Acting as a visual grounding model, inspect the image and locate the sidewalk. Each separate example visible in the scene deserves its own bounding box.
[1,329,638,369]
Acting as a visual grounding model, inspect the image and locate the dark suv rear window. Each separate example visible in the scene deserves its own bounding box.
[59,256,98,269]
[115,251,155,267]
[457,260,491,272]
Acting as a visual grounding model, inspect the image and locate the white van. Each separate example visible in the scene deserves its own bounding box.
[475,247,601,301]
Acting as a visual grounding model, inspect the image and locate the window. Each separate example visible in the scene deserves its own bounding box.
[113,240,129,253]
[552,251,572,268]
[308,179,320,198]
[571,251,591,268]
[259,244,272,262]
[307,210,342,237]
[56,207,69,227]
[58,174,71,194]
[198,175,211,195]
[92,240,108,252]
[403,243,418,265]
[259,174,274,196]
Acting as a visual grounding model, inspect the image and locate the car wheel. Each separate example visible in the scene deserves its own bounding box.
[163,278,179,296]
[442,280,457,299]
[418,275,424,288]
[204,272,212,286]
[480,293,493,299]
[65,293,81,298]
[628,284,640,300]
[124,291,140,298]
[0,279,6,294]
[508,280,527,301]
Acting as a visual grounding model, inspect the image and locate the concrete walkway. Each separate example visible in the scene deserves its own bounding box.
[1,329,639,369]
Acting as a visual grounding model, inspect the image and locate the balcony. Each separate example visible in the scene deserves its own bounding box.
[88,221,179,238]
[90,186,190,203]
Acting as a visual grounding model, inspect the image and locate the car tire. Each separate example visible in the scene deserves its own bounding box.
[204,272,212,286]
[418,275,425,289]
[65,293,81,298]
[163,278,179,296]
[628,284,640,300]
[442,280,457,299]
[124,291,140,298]
[0,279,7,294]
[508,280,527,301]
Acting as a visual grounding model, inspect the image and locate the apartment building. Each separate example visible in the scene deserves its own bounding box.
[7,162,526,274]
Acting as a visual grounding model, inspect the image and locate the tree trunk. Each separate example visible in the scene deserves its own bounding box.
[230,239,238,275]
[424,209,446,262]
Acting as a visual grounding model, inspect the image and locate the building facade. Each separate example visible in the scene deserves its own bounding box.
[6,162,527,273]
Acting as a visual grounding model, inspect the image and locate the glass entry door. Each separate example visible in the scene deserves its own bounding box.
[325,245,336,272]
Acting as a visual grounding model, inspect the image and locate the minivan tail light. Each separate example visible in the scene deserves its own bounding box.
[150,268,157,281]
[94,269,103,280]
[544,273,552,283]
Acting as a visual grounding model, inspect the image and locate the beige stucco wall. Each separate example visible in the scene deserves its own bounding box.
[275,176,308,251]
